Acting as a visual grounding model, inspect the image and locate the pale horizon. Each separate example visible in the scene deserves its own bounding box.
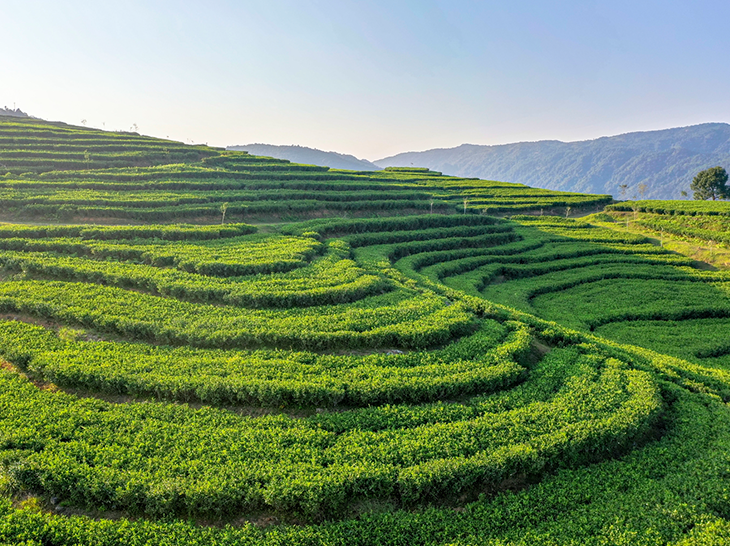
[4,0,729,160]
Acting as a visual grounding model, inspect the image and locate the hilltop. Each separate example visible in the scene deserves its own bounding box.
[228,143,380,171]
[0,107,30,118]
[376,123,730,199]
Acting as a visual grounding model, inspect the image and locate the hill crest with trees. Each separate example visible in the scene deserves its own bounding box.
[0,106,29,118]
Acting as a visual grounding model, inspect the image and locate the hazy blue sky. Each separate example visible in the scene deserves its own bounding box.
[3,0,729,159]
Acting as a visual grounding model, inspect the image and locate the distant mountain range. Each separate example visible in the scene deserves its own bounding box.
[375,123,730,199]
[227,144,379,171]
[227,124,730,200]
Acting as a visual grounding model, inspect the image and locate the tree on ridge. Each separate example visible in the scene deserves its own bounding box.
[691,166,729,200]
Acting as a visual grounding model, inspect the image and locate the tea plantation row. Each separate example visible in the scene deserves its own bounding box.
[1,117,730,545]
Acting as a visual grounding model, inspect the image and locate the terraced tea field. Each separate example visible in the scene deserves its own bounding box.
[0,117,610,223]
[1,117,730,545]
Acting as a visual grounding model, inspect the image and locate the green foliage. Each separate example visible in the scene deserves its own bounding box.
[607,199,730,215]
[1,116,730,545]
[0,245,390,308]
[0,118,218,174]
[0,280,475,351]
[0,120,609,223]
[634,214,730,246]
[690,166,729,201]
[0,346,660,520]
[0,320,521,407]
[0,222,256,240]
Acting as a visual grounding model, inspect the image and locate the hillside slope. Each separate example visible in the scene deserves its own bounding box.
[0,117,609,223]
[0,115,217,172]
[376,123,730,199]
[228,143,380,171]
[3,117,730,545]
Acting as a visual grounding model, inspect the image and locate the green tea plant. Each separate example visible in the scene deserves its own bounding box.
[0,117,729,545]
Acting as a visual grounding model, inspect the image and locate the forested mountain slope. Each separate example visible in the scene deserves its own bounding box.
[376,123,730,199]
